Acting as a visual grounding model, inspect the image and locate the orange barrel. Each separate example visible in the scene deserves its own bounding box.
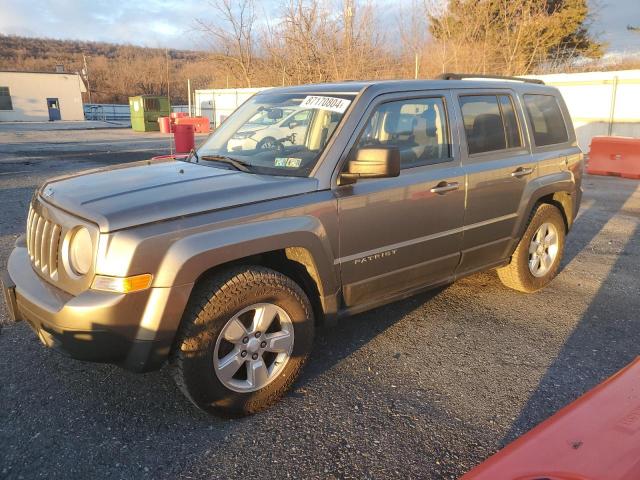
[173,124,195,153]
[171,112,188,119]
[158,117,172,134]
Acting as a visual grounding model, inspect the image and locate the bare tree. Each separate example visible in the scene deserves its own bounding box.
[196,0,256,87]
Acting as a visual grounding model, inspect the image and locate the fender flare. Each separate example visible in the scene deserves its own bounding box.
[513,171,578,242]
[153,216,339,299]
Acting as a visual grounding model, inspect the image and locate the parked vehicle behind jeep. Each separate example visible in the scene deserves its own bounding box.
[2,75,583,416]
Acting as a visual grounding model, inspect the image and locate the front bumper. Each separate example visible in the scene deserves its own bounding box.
[3,237,192,372]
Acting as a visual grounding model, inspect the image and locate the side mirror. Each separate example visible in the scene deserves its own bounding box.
[288,121,299,129]
[340,147,400,185]
[267,108,283,120]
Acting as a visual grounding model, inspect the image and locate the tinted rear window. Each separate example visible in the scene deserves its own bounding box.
[524,94,568,146]
[459,95,522,155]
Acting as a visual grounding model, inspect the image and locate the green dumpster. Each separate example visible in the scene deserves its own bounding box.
[129,95,170,132]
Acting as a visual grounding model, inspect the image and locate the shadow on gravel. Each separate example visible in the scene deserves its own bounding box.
[561,179,635,268]
[300,286,450,385]
[501,212,640,445]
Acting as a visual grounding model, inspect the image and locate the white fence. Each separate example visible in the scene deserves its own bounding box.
[194,88,269,128]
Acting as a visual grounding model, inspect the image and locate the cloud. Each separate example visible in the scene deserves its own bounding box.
[0,0,637,54]
[0,0,209,49]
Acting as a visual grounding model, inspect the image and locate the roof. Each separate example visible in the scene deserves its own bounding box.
[260,78,554,96]
[0,70,82,76]
[0,70,87,93]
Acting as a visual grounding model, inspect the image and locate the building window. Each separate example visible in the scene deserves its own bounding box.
[0,87,12,111]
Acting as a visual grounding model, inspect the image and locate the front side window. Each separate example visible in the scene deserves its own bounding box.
[197,92,354,177]
[356,97,451,169]
[0,87,12,110]
[460,94,523,155]
[524,94,569,147]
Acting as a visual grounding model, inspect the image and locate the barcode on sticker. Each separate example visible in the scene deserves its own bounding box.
[300,96,351,113]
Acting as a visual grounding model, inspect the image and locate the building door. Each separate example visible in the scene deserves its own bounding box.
[47,98,61,121]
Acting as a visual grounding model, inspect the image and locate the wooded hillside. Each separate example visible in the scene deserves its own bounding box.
[1,0,635,105]
[0,35,216,103]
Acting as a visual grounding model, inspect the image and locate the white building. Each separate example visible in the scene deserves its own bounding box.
[0,71,87,122]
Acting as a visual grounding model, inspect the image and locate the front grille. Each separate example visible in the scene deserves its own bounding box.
[26,204,62,280]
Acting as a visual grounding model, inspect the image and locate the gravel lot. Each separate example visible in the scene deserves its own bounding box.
[0,126,638,479]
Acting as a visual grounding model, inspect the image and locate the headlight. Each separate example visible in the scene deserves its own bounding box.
[68,226,93,275]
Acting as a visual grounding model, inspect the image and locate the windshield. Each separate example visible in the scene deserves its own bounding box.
[195,92,354,177]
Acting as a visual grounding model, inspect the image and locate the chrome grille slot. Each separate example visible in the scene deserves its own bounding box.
[26,204,62,280]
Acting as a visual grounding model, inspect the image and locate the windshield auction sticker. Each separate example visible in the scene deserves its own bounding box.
[275,157,302,168]
[300,96,351,113]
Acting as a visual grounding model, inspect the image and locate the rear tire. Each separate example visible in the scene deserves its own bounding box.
[497,203,566,293]
[170,266,314,417]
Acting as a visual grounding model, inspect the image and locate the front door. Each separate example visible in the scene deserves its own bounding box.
[453,90,536,276]
[335,92,465,308]
[47,98,61,121]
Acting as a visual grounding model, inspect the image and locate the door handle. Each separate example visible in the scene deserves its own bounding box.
[511,167,534,178]
[430,181,460,194]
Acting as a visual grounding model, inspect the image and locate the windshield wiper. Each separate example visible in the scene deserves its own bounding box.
[200,155,253,173]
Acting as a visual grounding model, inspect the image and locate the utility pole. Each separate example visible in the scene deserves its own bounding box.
[414,52,419,79]
[165,48,171,105]
[82,54,92,104]
[187,78,192,117]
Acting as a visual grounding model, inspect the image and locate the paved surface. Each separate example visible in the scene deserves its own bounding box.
[0,128,638,479]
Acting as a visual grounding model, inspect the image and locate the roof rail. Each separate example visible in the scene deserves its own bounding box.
[436,73,545,85]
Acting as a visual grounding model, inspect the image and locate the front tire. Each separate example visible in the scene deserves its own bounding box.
[497,203,566,293]
[170,266,314,416]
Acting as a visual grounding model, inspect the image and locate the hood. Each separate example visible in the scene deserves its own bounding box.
[39,159,318,232]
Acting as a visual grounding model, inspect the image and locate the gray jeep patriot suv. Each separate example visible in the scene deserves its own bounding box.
[2,75,583,416]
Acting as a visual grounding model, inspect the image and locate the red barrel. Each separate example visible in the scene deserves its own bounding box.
[158,117,172,134]
[173,124,195,153]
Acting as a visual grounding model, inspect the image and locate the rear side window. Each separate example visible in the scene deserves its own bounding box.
[523,94,568,147]
[356,96,452,169]
[459,94,522,155]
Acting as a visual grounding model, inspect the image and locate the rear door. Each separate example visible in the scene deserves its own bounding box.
[454,90,536,276]
[335,91,465,307]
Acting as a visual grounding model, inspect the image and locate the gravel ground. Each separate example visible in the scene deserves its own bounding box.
[0,128,638,479]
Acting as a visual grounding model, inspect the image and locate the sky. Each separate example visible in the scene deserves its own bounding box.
[0,0,639,54]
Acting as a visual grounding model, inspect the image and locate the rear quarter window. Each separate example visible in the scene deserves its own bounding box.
[523,94,569,147]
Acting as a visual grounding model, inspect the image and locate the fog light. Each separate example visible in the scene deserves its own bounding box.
[91,274,153,293]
